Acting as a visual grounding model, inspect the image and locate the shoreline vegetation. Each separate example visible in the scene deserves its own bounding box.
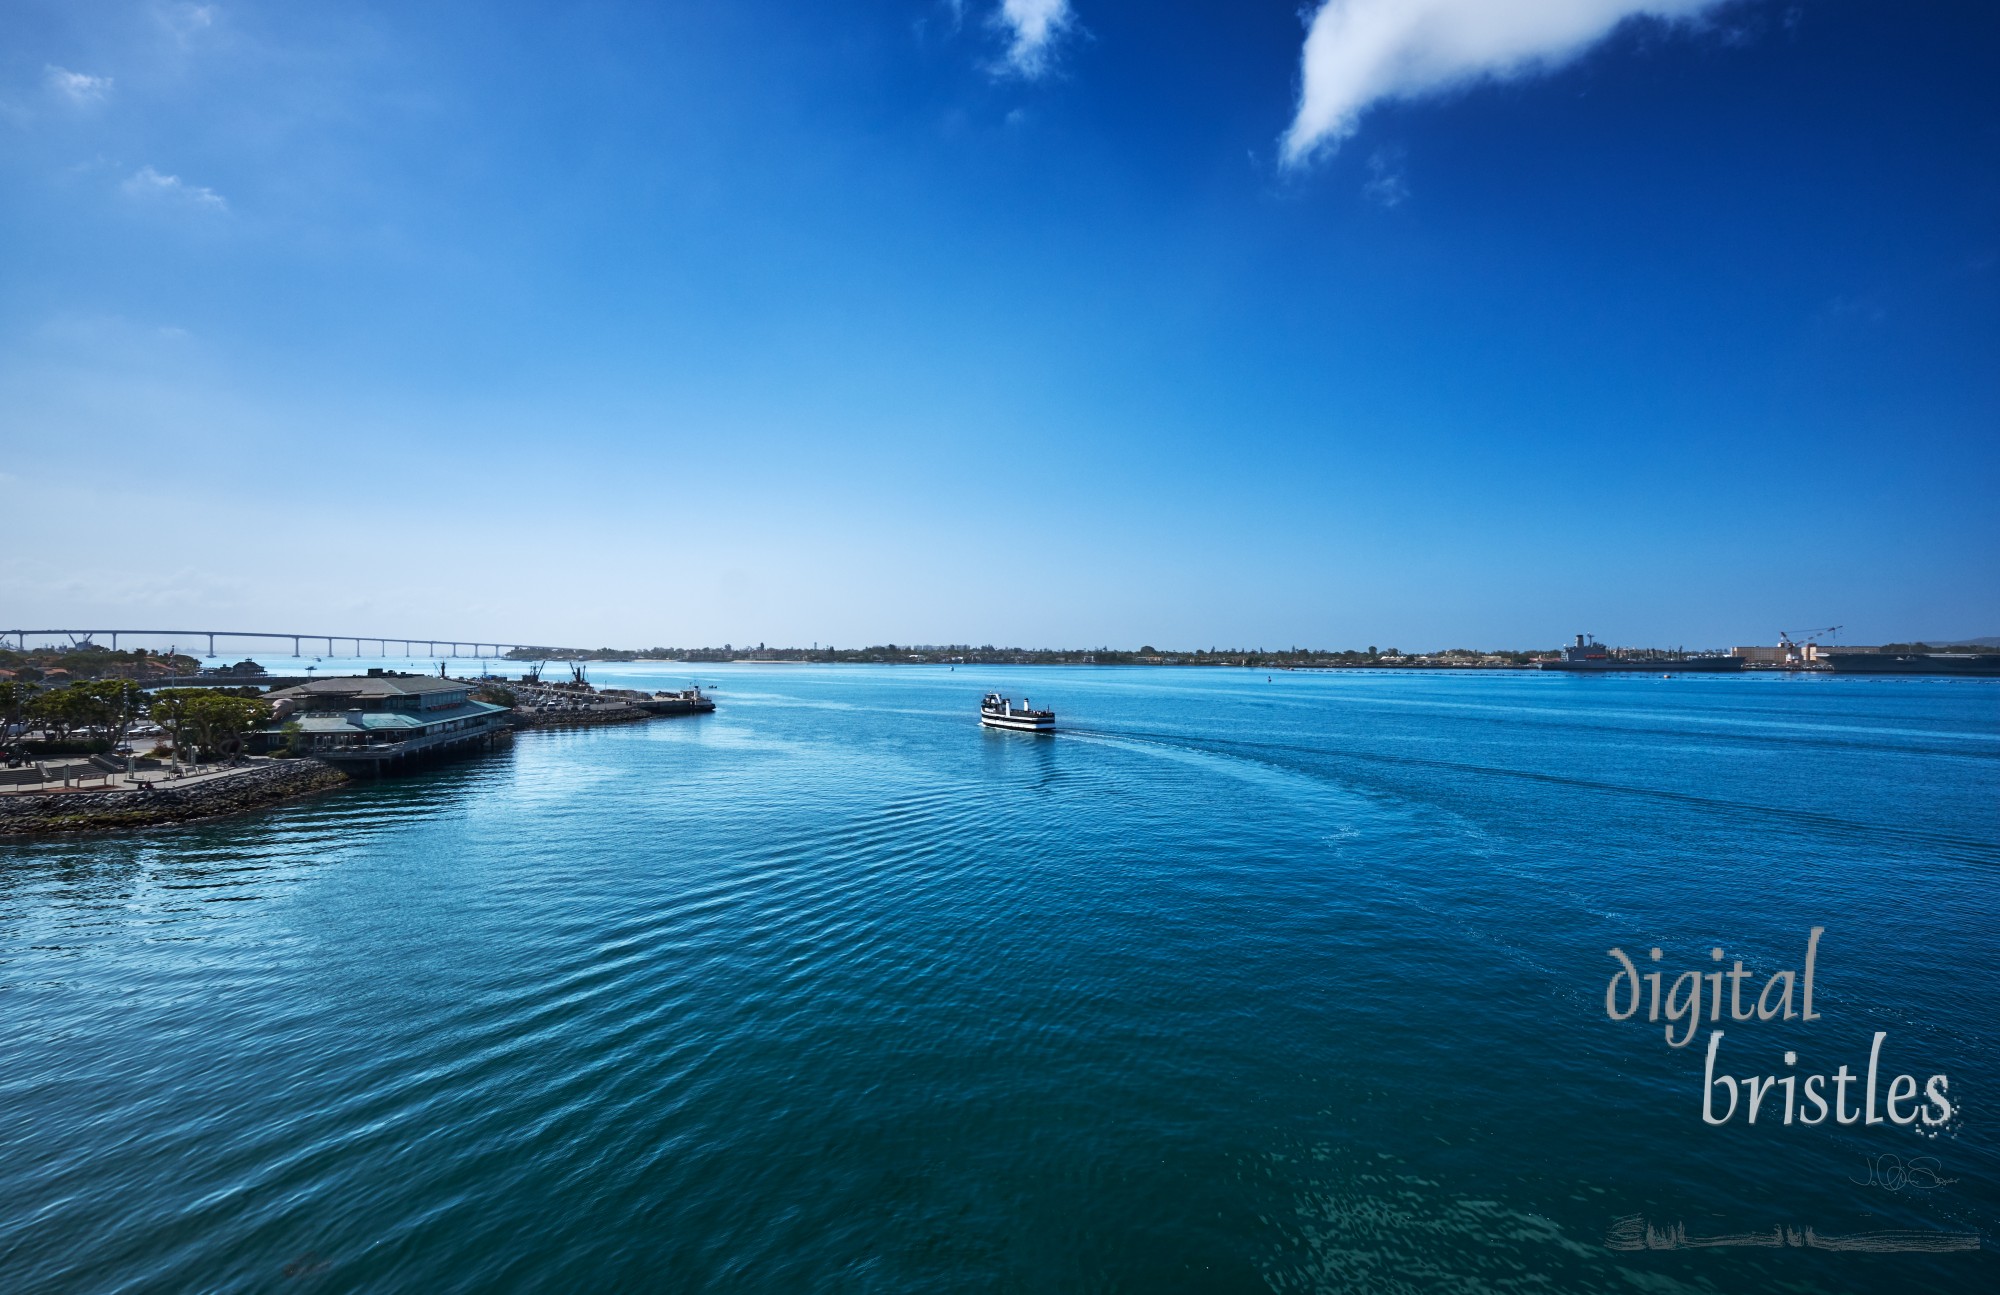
[515,644,1553,668]
[509,643,1625,669]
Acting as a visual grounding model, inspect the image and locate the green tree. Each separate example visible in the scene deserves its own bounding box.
[184,693,274,760]
[29,685,95,744]
[66,684,112,743]
[83,679,144,747]
[149,688,202,757]
[0,680,33,734]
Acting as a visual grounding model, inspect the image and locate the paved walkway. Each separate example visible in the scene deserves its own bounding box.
[0,762,264,797]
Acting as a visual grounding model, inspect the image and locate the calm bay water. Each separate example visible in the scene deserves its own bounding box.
[2,665,1996,1292]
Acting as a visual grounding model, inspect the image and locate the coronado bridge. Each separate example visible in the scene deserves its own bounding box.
[3,629,544,660]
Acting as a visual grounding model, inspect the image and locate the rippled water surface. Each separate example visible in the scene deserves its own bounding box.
[3,665,1997,1292]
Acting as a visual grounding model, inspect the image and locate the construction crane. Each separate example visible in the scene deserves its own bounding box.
[1775,625,1844,666]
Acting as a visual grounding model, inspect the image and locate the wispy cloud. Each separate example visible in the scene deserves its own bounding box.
[1362,145,1409,207]
[994,0,1074,78]
[122,165,229,212]
[162,2,219,41]
[45,65,113,105]
[1282,0,1733,165]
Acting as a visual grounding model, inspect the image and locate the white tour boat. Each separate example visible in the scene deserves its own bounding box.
[980,693,1055,733]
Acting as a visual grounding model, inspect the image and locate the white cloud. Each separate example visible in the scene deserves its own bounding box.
[1282,0,1734,165]
[45,65,113,104]
[994,0,1074,77]
[122,165,229,211]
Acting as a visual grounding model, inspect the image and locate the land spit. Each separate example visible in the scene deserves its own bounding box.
[2,691,712,836]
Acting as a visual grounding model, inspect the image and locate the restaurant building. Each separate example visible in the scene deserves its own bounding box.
[261,670,511,772]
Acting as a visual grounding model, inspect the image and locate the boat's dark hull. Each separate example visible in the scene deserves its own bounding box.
[1540,658,1742,673]
[1825,653,2000,677]
[639,698,716,714]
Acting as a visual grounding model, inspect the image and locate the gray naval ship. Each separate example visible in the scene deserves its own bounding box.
[1825,651,2000,677]
[1538,634,1744,673]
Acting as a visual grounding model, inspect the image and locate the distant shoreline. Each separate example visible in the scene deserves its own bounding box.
[550,658,1688,673]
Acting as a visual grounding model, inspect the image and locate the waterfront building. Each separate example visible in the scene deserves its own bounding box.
[260,670,511,772]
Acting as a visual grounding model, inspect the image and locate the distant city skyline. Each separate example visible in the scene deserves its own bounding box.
[4,1,1996,649]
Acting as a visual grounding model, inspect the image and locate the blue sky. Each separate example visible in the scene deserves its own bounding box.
[2,0,1995,650]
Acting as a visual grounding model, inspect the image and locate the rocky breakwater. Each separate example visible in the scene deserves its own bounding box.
[0,759,351,837]
[507,684,655,730]
[513,701,654,730]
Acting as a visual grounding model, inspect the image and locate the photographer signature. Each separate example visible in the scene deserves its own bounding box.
[1607,1215,1979,1253]
[1851,1154,1956,1193]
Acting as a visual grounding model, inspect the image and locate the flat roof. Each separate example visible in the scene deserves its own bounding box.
[283,700,507,732]
[267,674,473,700]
